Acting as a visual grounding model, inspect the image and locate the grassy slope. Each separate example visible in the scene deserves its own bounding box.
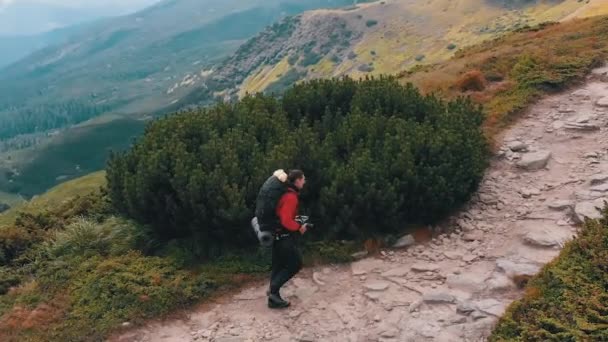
[0,171,106,227]
[400,15,608,141]
[490,212,608,341]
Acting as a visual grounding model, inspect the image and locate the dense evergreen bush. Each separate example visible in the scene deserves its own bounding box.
[107,77,488,257]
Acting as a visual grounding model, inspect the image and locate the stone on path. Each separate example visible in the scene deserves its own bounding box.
[571,89,591,98]
[473,299,507,317]
[364,281,390,291]
[564,122,600,131]
[411,262,439,272]
[423,292,456,304]
[297,331,315,342]
[522,224,572,248]
[520,188,540,198]
[516,151,552,170]
[443,251,464,260]
[507,141,528,152]
[486,274,514,292]
[393,234,415,248]
[596,96,608,107]
[590,174,608,185]
[496,258,540,277]
[573,199,607,223]
[381,266,410,278]
[446,274,487,293]
[457,301,476,315]
[462,231,484,242]
[547,200,574,211]
[591,183,608,192]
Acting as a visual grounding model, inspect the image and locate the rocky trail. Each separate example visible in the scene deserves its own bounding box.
[114,65,608,342]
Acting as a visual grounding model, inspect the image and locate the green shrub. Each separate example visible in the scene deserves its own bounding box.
[107,77,488,256]
[491,209,608,341]
[43,217,144,259]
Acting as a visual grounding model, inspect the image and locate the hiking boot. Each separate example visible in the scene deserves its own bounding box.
[267,293,290,309]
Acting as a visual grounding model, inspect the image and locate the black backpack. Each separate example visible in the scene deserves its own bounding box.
[255,170,288,232]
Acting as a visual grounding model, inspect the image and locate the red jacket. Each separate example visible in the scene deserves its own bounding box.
[276,188,300,232]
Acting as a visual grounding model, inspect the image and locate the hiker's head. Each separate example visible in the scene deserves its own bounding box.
[288,169,305,190]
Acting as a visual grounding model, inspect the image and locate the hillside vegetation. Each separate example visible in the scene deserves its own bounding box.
[400,15,608,140]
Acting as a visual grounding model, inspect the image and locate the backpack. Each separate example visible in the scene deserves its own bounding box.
[254,170,288,232]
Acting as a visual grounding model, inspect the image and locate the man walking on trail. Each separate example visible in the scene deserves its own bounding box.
[268,169,308,309]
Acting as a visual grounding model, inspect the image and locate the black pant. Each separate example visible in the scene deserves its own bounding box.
[269,234,303,295]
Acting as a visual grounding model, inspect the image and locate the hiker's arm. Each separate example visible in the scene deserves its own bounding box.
[277,195,301,232]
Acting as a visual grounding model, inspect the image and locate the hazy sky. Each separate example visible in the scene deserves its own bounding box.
[0,0,160,10]
[0,0,161,34]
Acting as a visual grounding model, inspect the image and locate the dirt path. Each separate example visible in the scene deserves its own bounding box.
[113,66,608,342]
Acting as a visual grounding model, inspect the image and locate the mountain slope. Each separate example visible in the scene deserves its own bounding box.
[0,23,91,68]
[0,0,359,142]
[172,0,592,107]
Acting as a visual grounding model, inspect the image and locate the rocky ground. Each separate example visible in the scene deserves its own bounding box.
[113,65,608,342]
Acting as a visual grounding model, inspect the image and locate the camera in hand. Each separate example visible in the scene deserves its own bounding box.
[295,215,314,229]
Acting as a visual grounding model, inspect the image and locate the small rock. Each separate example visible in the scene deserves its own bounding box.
[574,114,593,123]
[472,311,488,320]
[590,174,608,185]
[122,322,131,327]
[487,274,515,292]
[552,121,564,130]
[520,188,540,199]
[297,331,315,342]
[423,292,456,304]
[585,151,599,159]
[450,316,467,324]
[474,299,507,317]
[462,231,484,242]
[364,292,381,301]
[507,141,528,152]
[373,314,381,322]
[446,274,486,293]
[364,281,390,291]
[516,150,552,170]
[393,234,416,248]
[289,310,303,319]
[548,200,574,211]
[591,184,608,192]
[457,301,476,315]
[462,254,478,263]
[564,122,600,131]
[381,266,409,278]
[411,262,439,272]
[443,251,463,260]
[380,328,399,338]
[409,300,422,312]
[596,96,608,107]
[571,89,591,98]
[573,199,606,223]
[496,258,540,277]
[351,251,368,260]
[523,228,571,248]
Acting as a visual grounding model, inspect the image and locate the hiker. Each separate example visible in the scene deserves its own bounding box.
[267,169,308,309]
